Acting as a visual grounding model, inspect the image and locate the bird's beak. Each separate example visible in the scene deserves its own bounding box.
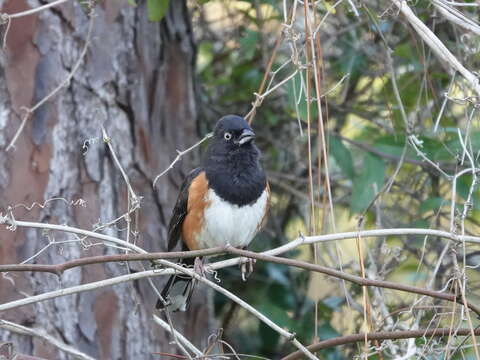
[236,129,255,145]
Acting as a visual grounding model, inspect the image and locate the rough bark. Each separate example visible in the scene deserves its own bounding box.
[0,0,211,358]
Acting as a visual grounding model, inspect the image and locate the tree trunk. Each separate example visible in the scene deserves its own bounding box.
[0,0,210,358]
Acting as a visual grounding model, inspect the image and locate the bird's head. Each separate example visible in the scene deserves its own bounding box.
[212,115,256,149]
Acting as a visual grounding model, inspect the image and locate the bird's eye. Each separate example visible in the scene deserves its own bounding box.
[224,132,232,141]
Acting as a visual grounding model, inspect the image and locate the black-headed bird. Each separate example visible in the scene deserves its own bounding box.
[157,115,269,312]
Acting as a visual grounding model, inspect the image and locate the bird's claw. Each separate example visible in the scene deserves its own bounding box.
[240,257,256,281]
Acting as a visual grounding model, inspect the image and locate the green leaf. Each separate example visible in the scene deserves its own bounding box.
[239,30,259,61]
[257,302,294,329]
[147,0,169,22]
[419,197,445,214]
[323,1,337,14]
[286,73,318,123]
[373,135,406,157]
[258,302,293,352]
[330,136,355,179]
[350,153,385,213]
[259,322,280,354]
[322,296,345,310]
[127,0,137,6]
[318,322,341,340]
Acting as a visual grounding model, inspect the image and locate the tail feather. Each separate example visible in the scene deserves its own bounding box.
[156,273,196,312]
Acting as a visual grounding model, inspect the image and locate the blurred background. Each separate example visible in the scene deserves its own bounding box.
[1,0,480,359]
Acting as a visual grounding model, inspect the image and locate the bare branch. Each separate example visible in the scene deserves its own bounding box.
[433,0,480,36]
[3,0,71,19]
[5,5,95,151]
[152,315,203,357]
[391,0,480,97]
[0,319,94,360]
[1,243,478,316]
[282,327,480,360]
[0,247,225,275]
[152,133,213,188]
[223,247,480,316]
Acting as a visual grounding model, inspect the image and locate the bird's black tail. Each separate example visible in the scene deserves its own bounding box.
[156,273,196,312]
[156,257,197,312]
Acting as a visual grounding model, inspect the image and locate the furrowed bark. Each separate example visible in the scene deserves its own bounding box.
[0,0,209,358]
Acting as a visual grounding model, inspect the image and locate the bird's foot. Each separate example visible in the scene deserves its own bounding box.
[240,257,256,281]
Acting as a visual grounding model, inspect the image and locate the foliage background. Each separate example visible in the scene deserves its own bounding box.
[186,0,480,358]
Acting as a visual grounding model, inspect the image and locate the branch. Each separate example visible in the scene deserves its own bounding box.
[0,247,225,275]
[1,243,478,315]
[152,133,213,188]
[0,258,317,359]
[433,0,480,36]
[0,219,148,254]
[245,27,284,124]
[0,319,94,360]
[2,218,480,271]
[2,245,479,359]
[223,247,480,316]
[5,3,95,151]
[282,327,480,360]
[152,315,203,357]
[156,259,319,360]
[2,0,71,19]
[2,225,480,275]
[391,0,480,97]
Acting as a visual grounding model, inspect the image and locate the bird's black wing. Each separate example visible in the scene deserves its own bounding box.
[167,167,202,251]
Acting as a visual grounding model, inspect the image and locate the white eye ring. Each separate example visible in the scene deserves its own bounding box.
[224,132,232,140]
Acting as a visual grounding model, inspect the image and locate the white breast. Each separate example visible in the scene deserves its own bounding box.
[196,188,268,249]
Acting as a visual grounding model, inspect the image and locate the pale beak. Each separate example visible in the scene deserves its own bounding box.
[236,129,255,145]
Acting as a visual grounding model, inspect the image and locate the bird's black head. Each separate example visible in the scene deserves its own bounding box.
[212,115,256,148]
[204,115,266,206]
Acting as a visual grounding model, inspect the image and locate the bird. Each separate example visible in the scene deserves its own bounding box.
[156,114,269,312]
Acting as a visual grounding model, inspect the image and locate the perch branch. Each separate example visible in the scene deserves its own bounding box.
[1,244,478,315]
[222,247,480,316]
[0,247,225,275]
[2,225,480,275]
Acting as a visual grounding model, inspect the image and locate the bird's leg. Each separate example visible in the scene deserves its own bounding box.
[240,257,256,281]
[193,257,205,277]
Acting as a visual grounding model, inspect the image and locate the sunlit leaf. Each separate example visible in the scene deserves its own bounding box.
[239,30,259,61]
[330,136,355,179]
[350,153,385,213]
[419,197,445,214]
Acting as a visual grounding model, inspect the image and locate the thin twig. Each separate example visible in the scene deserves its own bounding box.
[4,0,70,19]
[102,125,138,201]
[153,133,213,188]
[152,315,203,357]
[6,6,95,151]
